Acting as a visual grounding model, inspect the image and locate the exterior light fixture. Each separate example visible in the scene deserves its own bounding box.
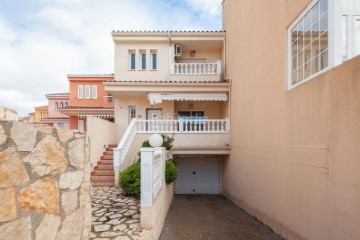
[149,134,163,147]
[190,50,196,57]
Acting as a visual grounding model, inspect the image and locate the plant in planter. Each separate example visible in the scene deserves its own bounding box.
[119,162,141,196]
[165,159,178,184]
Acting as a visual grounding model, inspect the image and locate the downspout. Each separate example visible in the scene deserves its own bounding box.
[223,31,232,147]
[168,31,172,80]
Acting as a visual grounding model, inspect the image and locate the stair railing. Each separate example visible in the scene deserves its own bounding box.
[113,119,137,169]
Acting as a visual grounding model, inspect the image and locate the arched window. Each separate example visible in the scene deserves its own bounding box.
[65,102,68,108]
[55,102,58,112]
[60,102,63,109]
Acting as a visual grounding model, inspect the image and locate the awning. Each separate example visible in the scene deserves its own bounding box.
[148,93,228,104]
[78,114,114,119]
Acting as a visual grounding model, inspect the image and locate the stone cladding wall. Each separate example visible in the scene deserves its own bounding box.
[0,120,91,240]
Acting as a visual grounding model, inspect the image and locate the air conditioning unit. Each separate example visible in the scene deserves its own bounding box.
[175,44,182,56]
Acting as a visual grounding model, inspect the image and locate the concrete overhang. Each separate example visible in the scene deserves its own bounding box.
[103,81,230,98]
[172,147,231,156]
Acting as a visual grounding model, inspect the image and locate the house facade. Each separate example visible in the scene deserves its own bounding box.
[60,74,115,132]
[34,105,48,123]
[40,92,70,128]
[222,0,360,239]
[104,31,230,191]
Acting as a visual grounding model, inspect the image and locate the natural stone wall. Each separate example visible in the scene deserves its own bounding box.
[0,120,91,240]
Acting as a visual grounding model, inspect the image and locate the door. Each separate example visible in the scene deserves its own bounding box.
[175,157,220,194]
[146,109,162,120]
[78,120,84,132]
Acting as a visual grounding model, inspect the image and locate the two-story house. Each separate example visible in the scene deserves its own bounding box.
[34,105,48,123]
[40,92,70,128]
[60,74,115,131]
[104,31,231,193]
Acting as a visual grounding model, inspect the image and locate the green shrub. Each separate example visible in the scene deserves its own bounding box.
[119,162,141,196]
[165,159,178,184]
[161,134,174,151]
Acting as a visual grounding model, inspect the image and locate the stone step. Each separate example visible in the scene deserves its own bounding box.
[94,165,113,170]
[91,170,115,176]
[98,160,113,165]
[101,155,113,160]
[103,151,113,156]
[92,181,114,186]
[91,175,115,181]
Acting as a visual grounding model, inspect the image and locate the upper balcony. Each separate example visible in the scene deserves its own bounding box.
[170,60,221,82]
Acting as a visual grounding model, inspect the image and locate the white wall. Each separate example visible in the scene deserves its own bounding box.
[86,117,120,168]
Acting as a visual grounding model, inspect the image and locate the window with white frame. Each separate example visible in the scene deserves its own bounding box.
[85,85,91,99]
[129,50,136,70]
[129,106,136,122]
[289,0,328,88]
[341,0,360,61]
[140,50,146,70]
[92,85,97,99]
[78,85,84,99]
[58,123,64,128]
[150,50,157,70]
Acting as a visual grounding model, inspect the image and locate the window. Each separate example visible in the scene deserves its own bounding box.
[85,85,91,99]
[129,106,136,122]
[65,102,68,108]
[58,123,64,128]
[78,120,84,132]
[129,51,136,70]
[289,0,328,88]
[92,85,97,99]
[151,51,157,70]
[60,102,63,109]
[55,102,59,112]
[78,85,84,99]
[141,52,146,70]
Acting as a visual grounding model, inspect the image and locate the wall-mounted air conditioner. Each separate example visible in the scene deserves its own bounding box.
[175,44,182,56]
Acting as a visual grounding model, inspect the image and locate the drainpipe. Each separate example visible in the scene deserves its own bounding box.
[168,31,172,81]
[223,31,232,147]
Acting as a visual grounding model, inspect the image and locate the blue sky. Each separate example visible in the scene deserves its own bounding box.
[0,0,222,116]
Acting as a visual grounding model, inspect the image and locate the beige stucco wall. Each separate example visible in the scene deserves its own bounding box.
[141,183,174,240]
[174,101,224,119]
[115,97,175,136]
[222,0,360,239]
[114,43,169,82]
[86,117,120,169]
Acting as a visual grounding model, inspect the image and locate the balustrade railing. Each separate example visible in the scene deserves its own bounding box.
[171,60,221,75]
[114,118,229,168]
[136,119,228,133]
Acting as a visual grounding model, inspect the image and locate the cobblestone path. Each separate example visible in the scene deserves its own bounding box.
[90,187,149,240]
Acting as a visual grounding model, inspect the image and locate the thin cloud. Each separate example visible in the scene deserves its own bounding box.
[0,0,222,116]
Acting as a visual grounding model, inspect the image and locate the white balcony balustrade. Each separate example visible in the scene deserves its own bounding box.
[170,60,222,82]
[114,118,229,169]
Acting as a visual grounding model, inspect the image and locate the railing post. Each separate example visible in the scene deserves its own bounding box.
[216,60,222,74]
[141,148,155,208]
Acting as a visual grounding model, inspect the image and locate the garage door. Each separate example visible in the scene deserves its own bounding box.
[174,157,220,194]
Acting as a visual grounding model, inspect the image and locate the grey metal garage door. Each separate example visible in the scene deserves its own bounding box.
[174,157,220,194]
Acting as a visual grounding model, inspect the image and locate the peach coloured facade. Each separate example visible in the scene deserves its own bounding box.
[222,0,360,239]
[61,75,115,131]
[34,106,48,123]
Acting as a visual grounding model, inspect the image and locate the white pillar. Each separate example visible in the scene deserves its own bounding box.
[141,147,155,207]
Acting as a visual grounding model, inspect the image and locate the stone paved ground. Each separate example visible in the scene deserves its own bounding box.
[160,195,283,240]
[90,187,149,240]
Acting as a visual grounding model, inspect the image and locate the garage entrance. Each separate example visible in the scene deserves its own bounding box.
[174,156,220,194]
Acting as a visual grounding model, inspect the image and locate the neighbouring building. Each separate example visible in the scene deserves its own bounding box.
[28,112,35,123]
[34,105,48,123]
[60,74,115,132]
[221,0,360,239]
[40,92,70,129]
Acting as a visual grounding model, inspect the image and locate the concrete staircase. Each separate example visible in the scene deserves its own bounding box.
[91,144,117,186]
